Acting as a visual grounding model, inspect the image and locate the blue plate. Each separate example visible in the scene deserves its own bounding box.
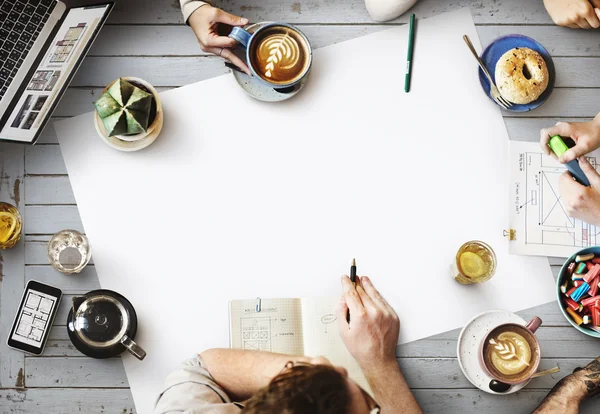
[479,34,555,112]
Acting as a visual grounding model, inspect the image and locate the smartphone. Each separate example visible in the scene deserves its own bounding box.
[7,280,62,355]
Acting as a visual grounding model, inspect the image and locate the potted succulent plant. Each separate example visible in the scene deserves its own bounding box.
[93,77,163,151]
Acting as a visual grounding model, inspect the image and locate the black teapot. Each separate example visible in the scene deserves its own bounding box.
[67,290,146,360]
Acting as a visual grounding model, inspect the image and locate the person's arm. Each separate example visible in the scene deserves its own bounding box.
[534,357,600,413]
[337,275,423,414]
[199,349,311,401]
[543,0,600,28]
[180,0,207,24]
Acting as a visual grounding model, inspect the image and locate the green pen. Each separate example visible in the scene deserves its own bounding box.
[404,13,416,93]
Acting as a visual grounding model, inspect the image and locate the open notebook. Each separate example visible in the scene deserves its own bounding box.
[229,296,371,394]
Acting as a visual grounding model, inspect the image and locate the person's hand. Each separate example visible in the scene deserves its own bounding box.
[540,118,600,163]
[337,275,399,372]
[188,5,251,75]
[543,0,600,28]
[559,157,600,225]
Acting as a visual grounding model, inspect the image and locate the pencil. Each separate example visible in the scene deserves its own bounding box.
[404,13,416,93]
[347,258,357,323]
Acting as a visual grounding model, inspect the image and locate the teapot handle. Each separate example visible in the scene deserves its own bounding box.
[121,335,146,360]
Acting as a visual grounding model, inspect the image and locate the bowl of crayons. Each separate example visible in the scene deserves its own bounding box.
[558,247,600,338]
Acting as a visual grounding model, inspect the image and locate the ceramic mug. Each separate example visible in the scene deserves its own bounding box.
[228,22,312,89]
[479,317,542,385]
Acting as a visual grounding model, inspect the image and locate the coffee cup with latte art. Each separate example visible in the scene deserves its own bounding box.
[229,23,312,89]
[479,317,542,384]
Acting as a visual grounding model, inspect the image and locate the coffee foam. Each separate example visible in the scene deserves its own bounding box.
[250,27,310,85]
[483,325,539,382]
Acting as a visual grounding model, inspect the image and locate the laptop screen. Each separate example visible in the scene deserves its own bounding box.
[0,4,112,143]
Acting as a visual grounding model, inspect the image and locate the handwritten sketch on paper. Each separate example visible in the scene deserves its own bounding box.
[509,140,600,257]
[229,297,371,394]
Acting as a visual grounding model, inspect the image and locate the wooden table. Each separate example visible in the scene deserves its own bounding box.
[1,0,600,412]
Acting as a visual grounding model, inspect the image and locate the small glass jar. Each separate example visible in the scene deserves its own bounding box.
[47,230,92,274]
[452,240,497,284]
[0,202,22,249]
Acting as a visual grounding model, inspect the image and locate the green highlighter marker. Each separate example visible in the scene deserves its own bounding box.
[548,135,590,187]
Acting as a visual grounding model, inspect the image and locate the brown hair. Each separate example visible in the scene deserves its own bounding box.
[242,364,351,414]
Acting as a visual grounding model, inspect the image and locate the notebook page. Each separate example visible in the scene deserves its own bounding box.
[229,298,304,356]
[300,296,372,395]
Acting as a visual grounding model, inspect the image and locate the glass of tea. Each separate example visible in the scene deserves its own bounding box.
[0,202,22,249]
[452,240,497,284]
[47,230,92,274]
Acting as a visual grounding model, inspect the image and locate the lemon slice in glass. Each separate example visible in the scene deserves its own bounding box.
[459,251,486,278]
[0,212,17,243]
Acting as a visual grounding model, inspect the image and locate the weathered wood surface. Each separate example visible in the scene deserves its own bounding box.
[1,0,599,412]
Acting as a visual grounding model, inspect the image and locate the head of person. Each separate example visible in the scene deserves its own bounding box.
[241,357,379,414]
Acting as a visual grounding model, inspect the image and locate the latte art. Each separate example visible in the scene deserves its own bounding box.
[488,332,532,376]
[250,27,309,85]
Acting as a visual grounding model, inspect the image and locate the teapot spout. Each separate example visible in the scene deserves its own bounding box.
[72,296,86,312]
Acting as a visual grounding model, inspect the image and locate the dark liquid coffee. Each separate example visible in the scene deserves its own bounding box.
[483,324,539,382]
[249,26,310,85]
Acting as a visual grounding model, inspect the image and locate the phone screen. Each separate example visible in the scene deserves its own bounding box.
[7,281,62,355]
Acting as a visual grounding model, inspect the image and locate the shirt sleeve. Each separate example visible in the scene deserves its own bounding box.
[154,355,243,414]
[180,0,208,24]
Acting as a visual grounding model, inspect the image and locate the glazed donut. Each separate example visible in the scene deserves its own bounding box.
[494,48,549,105]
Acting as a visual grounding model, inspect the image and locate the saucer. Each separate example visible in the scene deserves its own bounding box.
[230,23,308,103]
[478,34,555,112]
[457,310,530,394]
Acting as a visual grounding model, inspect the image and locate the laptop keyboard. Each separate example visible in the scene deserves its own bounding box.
[0,0,56,100]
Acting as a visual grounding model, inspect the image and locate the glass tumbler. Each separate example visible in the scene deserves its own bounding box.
[0,202,22,249]
[47,230,92,274]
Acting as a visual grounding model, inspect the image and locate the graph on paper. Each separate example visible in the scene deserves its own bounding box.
[509,140,600,257]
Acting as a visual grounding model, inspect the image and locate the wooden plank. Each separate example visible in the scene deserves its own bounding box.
[0,143,26,388]
[26,241,93,265]
[106,0,555,25]
[25,266,99,293]
[24,206,83,235]
[25,145,67,176]
[69,56,600,88]
[88,25,600,58]
[412,389,597,414]
[398,327,600,358]
[25,357,129,387]
[25,176,75,205]
[0,389,135,413]
[36,118,66,145]
[398,357,589,389]
[505,118,594,144]
[43,327,83,357]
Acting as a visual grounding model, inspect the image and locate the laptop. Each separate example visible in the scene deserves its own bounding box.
[0,0,114,144]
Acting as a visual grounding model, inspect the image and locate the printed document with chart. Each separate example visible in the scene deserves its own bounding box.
[229,297,371,394]
[509,140,600,257]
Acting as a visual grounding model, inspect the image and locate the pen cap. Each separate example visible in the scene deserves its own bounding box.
[548,135,569,157]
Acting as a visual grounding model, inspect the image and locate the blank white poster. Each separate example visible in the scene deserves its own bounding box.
[55,9,555,413]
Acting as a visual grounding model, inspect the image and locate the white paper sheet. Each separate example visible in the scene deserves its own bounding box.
[55,9,555,413]
[509,140,600,257]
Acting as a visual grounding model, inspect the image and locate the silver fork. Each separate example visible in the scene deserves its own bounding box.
[462,35,512,110]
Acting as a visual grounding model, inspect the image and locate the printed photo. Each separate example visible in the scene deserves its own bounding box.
[50,23,86,63]
[27,70,54,91]
[10,95,33,128]
[21,111,39,130]
[45,71,61,92]
[32,96,48,111]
